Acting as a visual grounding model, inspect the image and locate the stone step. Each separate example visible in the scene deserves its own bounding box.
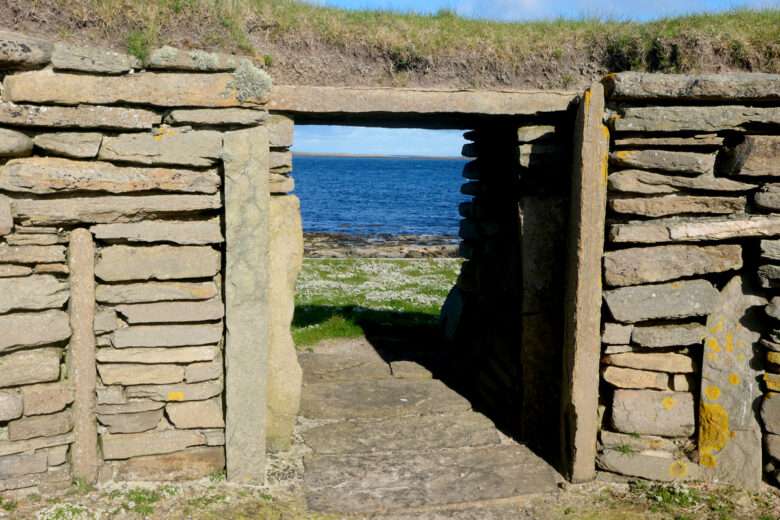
[298,351,391,384]
[303,411,501,455]
[300,378,471,420]
[304,445,560,514]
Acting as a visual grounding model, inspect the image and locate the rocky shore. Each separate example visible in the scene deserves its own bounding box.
[304,233,459,258]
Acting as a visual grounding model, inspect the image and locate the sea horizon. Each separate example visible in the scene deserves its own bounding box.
[293,150,468,161]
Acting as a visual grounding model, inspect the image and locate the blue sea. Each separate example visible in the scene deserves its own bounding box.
[293,155,469,236]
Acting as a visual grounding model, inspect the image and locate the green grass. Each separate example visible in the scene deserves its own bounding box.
[292,258,461,347]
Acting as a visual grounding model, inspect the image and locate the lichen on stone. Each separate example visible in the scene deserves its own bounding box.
[229,59,272,103]
[189,50,219,71]
[152,45,179,64]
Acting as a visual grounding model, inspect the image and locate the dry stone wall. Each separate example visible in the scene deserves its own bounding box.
[0,30,278,490]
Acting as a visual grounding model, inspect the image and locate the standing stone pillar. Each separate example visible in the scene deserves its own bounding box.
[560,82,609,482]
[68,228,99,483]
[223,127,270,484]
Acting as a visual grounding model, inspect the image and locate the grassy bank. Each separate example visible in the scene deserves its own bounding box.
[292,258,461,347]
[7,1,780,88]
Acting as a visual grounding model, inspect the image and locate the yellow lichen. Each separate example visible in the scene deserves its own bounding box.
[699,402,730,463]
[662,397,676,410]
[709,320,724,335]
[728,373,741,386]
[669,460,689,479]
[167,391,185,401]
[768,352,780,365]
[706,337,721,352]
[700,453,717,468]
[706,352,718,362]
[704,385,721,401]
[765,373,780,391]
[725,332,734,353]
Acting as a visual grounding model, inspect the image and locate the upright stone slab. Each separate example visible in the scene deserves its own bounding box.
[560,83,609,482]
[698,276,765,489]
[68,229,98,484]
[223,127,269,483]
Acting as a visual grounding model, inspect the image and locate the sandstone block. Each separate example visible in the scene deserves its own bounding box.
[8,410,72,441]
[0,452,47,480]
[110,446,225,481]
[763,394,780,434]
[600,430,677,452]
[0,157,220,195]
[125,380,222,402]
[95,245,220,282]
[0,31,51,68]
[603,279,719,323]
[268,115,294,148]
[598,450,700,481]
[112,323,222,348]
[98,364,185,386]
[759,265,780,289]
[612,390,695,437]
[0,392,22,422]
[614,134,724,148]
[762,241,780,262]
[0,275,69,314]
[101,430,206,460]
[99,129,222,167]
[185,354,223,383]
[96,281,218,304]
[97,400,164,416]
[631,323,705,348]
[672,374,693,392]
[32,132,102,159]
[94,309,121,334]
[0,310,71,352]
[611,150,715,175]
[610,215,780,244]
[97,346,218,364]
[517,125,558,143]
[0,265,31,277]
[609,169,755,195]
[755,184,780,211]
[605,72,780,102]
[0,245,65,264]
[98,408,164,434]
[0,102,159,130]
[115,299,224,324]
[0,196,11,236]
[165,108,268,127]
[52,43,137,73]
[4,67,270,107]
[270,149,292,171]
[6,232,66,246]
[718,135,780,177]
[603,366,669,390]
[0,433,73,458]
[13,193,221,226]
[602,323,633,345]
[768,434,780,461]
[604,345,633,354]
[90,219,223,245]
[97,386,126,405]
[609,195,745,218]
[603,352,695,373]
[147,46,237,71]
[767,297,780,321]
[612,105,780,133]
[21,383,74,416]
[0,128,32,158]
[166,397,224,429]
[47,445,69,466]
[604,244,741,287]
[34,263,68,275]
[270,173,295,194]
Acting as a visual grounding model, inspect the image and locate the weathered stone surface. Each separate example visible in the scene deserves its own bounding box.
[110,446,225,481]
[762,241,780,262]
[301,379,470,420]
[604,352,695,373]
[5,231,67,246]
[267,195,304,451]
[32,132,102,159]
[99,129,222,167]
[754,184,780,211]
[0,275,69,314]
[609,195,745,217]
[52,43,136,73]
[0,310,70,352]
[672,374,694,392]
[22,383,74,416]
[98,364,185,386]
[763,394,780,434]
[270,149,292,171]
[614,134,724,148]
[223,126,269,483]
[611,150,715,175]
[0,102,159,130]
[185,355,223,383]
[610,215,780,244]
[608,169,756,195]
[98,408,164,434]
[5,67,270,107]
[603,366,669,390]
[96,400,164,416]
[0,433,72,458]
[0,348,61,388]
[390,360,433,379]
[758,265,780,289]
[600,430,677,452]
[112,324,222,348]
[96,281,218,304]
[0,463,70,492]
[90,219,223,245]
[631,323,706,348]
[604,345,633,354]
[604,244,742,287]
[166,397,224,429]
[101,430,206,460]
[147,46,238,71]
[768,434,780,460]
[603,279,719,323]
[517,125,558,143]
[0,196,11,236]
[94,309,120,335]
[0,128,32,158]
[719,135,780,177]
[115,299,224,324]
[598,450,700,481]
[605,72,780,101]
[0,157,220,195]
[304,445,558,514]
[12,193,221,226]
[165,108,268,127]
[767,297,780,321]
[97,346,218,364]
[0,452,47,480]
[0,31,51,68]
[0,245,65,264]
[8,409,72,441]
[0,392,22,422]
[612,105,780,133]
[125,380,222,402]
[612,390,695,436]
[95,245,220,282]
[602,323,633,345]
[34,263,68,275]
[270,173,295,193]
[304,412,499,455]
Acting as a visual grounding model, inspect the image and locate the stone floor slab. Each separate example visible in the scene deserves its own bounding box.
[298,351,391,383]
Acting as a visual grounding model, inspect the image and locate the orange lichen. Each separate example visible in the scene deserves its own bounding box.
[699,402,730,466]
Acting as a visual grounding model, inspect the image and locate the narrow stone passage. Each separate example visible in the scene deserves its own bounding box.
[297,338,561,518]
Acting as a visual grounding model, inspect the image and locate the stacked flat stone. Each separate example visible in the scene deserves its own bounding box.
[0,30,274,490]
[597,72,780,488]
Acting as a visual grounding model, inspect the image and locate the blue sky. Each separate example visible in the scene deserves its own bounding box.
[293,0,779,157]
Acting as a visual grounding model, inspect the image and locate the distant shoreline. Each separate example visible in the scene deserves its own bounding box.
[293,151,467,161]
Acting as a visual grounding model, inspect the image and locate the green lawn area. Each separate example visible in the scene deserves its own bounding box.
[292,258,462,348]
